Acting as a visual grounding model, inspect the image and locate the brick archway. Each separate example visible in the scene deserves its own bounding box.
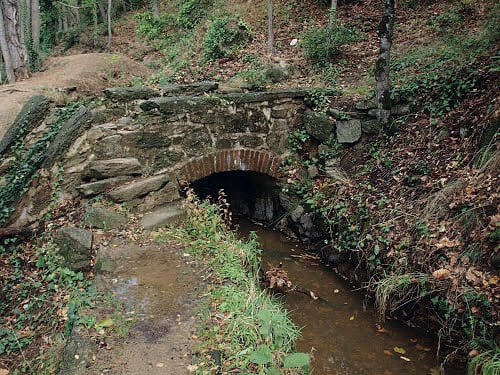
[177,149,283,184]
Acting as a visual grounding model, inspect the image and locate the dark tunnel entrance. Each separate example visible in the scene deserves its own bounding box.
[187,170,284,223]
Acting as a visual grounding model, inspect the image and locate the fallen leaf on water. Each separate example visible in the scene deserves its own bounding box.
[400,356,411,362]
[468,350,480,358]
[410,338,418,343]
[432,268,451,280]
[156,363,164,368]
[383,350,393,356]
[186,364,198,372]
[376,327,389,334]
[394,347,406,354]
[349,316,355,321]
[430,367,441,375]
[310,291,319,300]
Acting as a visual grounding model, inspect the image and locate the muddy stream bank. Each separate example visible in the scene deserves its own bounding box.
[237,218,461,375]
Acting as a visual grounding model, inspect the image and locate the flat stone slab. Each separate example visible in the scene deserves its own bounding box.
[77,176,132,197]
[336,119,361,144]
[83,207,127,229]
[140,205,186,229]
[108,174,171,202]
[103,87,159,101]
[85,158,142,179]
[159,81,219,96]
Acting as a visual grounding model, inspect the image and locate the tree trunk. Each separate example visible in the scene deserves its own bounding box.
[98,1,106,22]
[1,0,30,82]
[30,0,39,53]
[0,1,15,82]
[267,0,273,54]
[152,0,158,18]
[375,0,395,134]
[106,0,111,50]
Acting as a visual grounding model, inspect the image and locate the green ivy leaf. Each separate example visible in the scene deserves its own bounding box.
[249,345,272,365]
[283,352,310,368]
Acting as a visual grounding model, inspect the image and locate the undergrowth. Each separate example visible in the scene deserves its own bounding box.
[155,190,309,373]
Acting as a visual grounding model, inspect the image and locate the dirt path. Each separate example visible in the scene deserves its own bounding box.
[0,53,150,140]
[85,232,201,374]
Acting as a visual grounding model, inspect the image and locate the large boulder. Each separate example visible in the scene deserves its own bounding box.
[336,119,361,144]
[85,158,142,179]
[108,174,171,202]
[303,110,334,142]
[53,227,93,271]
[83,207,127,229]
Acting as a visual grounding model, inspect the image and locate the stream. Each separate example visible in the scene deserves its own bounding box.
[237,218,459,375]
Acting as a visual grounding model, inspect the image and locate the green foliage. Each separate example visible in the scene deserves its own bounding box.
[135,11,175,40]
[155,191,304,373]
[233,65,268,90]
[203,16,251,61]
[302,15,358,68]
[177,0,211,29]
[468,350,500,375]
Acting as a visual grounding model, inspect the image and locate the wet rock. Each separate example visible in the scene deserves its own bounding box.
[53,227,93,271]
[103,87,159,101]
[83,207,127,229]
[77,176,132,197]
[0,94,50,156]
[108,174,171,202]
[140,205,186,229]
[290,205,304,223]
[299,213,314,231]
[336,119,361,144]
[85,158,142,179]
[304,110,334,142]
[367,109,378,118]
[327,108,342,120]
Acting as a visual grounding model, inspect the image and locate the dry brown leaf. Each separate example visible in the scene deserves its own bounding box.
[383,350,393,356]
[415,344,431,352]
[432,268,451,280]
[435,237,461,249]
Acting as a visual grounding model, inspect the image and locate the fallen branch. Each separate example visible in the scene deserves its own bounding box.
[0,226,40,239]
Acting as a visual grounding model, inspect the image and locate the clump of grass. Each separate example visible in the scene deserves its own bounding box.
[156,190,309,373]
[371,272,430,319]
[468,350,500,375]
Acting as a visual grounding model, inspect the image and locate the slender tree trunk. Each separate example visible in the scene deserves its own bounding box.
[267,0,273,54]
[0,1,16,82]
[98,1,106,22]
[106,0,111,50]
[1,0,30,81]
[31,0,40,53]
[375,0,395,134]
[152,0,158,18]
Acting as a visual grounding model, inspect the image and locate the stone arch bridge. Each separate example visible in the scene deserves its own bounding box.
[1,82,380,227]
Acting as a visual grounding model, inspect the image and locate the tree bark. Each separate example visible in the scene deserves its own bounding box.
[0,1,15,82]
[267,0,273,54]
[0,0,30,82]
[375,0,395,134]
[30,0,39,53]
[152,0,158,18]
[106,0,111,50]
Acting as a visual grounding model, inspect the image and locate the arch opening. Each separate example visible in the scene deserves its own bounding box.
[187,170,284,223]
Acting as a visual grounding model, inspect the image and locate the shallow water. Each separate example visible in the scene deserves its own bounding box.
[237,219,461,375]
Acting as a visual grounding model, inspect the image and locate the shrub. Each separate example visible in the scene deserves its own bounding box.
[203,16,251,61]
[302,18,358,68]
[177,0,211,29]
[135,11,175,40]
